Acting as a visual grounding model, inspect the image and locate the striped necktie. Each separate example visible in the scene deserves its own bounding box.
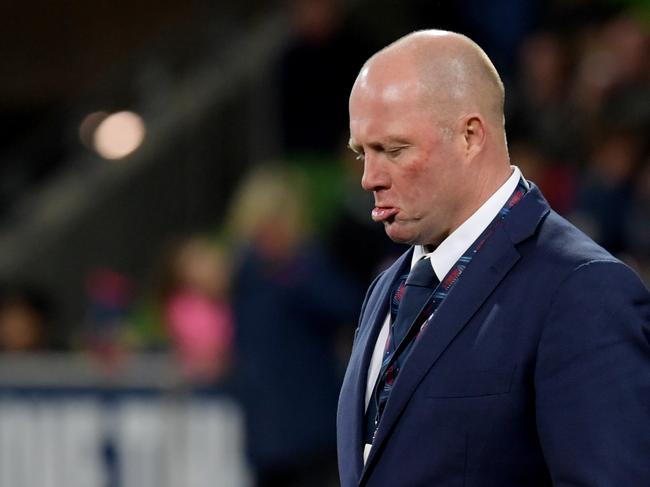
[365,257,439,443]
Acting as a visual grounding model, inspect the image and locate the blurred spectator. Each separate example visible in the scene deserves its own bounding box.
[83,268,134,368]
[157,237,234,383]
[572,12,650,128]
[0,286,55,352]
[624,159,650,282]
[227,165,361,487]
[509,140,579,216]
[508,30,582,164]
[277,0,375,155]
[572,130,643,253]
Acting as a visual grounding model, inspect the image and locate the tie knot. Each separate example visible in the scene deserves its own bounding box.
[405,257,439,288]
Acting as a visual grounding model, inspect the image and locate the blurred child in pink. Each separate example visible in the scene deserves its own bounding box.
[162,238,234,382]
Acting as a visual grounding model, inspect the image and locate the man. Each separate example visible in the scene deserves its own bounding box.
[337,30,650,486]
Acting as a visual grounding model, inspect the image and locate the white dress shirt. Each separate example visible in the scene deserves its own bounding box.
[363,166,527,462]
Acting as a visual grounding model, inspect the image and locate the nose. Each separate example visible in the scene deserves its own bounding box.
[361,153,390,192]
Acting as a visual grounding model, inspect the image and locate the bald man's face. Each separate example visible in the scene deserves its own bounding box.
[349,60,470,247]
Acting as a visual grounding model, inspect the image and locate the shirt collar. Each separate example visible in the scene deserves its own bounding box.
[412,166,527,279]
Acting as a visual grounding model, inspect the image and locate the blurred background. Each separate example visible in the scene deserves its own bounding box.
[0,0,648,486]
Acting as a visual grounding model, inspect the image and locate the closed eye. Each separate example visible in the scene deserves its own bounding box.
[385,146,408,158]
[348,141,408,161]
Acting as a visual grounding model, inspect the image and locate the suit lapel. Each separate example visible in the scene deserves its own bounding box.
[361,185,550,479]
[338,249,412,481]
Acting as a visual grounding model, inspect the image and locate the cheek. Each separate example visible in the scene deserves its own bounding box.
[400,163,440,214]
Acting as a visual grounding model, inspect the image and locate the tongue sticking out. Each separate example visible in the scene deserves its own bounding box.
[371,207,399,222]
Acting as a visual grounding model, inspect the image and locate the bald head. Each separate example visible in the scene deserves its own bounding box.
[357,30,506,129]
[348,30,513,246]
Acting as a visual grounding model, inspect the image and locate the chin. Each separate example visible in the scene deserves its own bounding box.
[384,216,429,243]
[385,223,441,247]
[384,225,418,245]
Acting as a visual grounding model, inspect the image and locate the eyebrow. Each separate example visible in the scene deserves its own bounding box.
[348,137,410,153]
[348,139,362,153]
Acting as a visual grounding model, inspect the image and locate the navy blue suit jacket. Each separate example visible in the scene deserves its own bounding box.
[337,185,650,486]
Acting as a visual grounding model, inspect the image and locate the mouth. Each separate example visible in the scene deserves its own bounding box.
[371,206,399,223]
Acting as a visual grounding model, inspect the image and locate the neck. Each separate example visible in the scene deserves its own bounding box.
[470,158,512,208]
[438,161,513,246]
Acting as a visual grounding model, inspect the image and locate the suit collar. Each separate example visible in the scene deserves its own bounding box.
[360,183,551,482]
[414,166,526,281]
[503,182,550,244]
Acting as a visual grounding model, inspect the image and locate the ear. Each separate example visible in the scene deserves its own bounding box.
[462,114,486,160]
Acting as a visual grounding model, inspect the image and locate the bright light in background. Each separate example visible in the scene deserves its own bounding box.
[79,111,109,150]
[91,111,146,160]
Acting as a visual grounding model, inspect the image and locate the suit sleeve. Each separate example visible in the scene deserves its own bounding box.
[535,260,650,486]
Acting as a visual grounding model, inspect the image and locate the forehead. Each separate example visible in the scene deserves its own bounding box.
[351,56,422,103]
[349,68,432,142]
